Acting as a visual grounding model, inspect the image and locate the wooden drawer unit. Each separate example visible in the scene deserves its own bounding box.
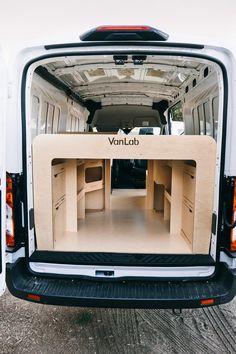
[183,165,196,204]
[53,196,66,244]
[52,163,66,204]
[181,198,194,244]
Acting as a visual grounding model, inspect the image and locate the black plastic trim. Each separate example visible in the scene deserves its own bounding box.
[35,66,86,107]
[212,213,217,235]
[6,259,236,309]
[80,27,169,42]
[44,41,204,50]
[29,208,34,230]
[30,251,215,267]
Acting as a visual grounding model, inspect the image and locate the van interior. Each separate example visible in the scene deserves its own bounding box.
[29,54,221,257]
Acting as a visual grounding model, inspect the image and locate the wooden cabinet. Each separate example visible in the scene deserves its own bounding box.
[181,198,194,243]
[181,164,196,246]
[52,163,65,204]
[183,165,195,204]
[53,196,66,245]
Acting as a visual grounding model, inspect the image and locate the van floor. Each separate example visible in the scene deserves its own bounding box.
[54,189,192,254]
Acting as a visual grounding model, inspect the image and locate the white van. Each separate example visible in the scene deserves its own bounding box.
[1,26,236,308]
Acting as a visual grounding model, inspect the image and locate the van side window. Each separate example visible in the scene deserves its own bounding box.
[212,96,219,139]
[31,95,40,140]
[169,101,184,135]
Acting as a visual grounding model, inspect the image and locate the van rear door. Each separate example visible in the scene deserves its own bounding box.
[0,48,6,294]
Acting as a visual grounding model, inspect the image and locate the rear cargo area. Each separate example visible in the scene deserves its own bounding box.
[52,188,191,253]
[28,53,222,256]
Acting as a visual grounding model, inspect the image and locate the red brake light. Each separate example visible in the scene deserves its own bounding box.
[80,25,169,42]
[96,25,152,31]
[6,175,15,247]
[230,180,236,251]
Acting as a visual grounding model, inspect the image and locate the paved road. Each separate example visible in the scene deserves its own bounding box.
[0,290,236,354]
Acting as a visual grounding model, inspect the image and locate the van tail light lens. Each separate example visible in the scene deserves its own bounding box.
[80,26,169,41]
[96,25,152,31]
[230,179,236,251]
[6,175,15,247]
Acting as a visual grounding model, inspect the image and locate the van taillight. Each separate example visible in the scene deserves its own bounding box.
[230,180,236,251]
[6,175,15,247]
[80,25,169,41]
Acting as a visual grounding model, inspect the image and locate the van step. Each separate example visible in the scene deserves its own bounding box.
[30,251,215,267]
[6,260,236,309]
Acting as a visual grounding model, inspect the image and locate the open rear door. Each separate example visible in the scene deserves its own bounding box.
[0,48,6,295]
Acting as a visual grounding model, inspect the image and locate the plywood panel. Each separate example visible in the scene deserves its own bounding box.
[170,161,184,235]
[85,188,104,211]
[105,159,111,209]
[51,163,65,204]
[33,134,216,253]
[64,160,77,232]
[183,170,196,204]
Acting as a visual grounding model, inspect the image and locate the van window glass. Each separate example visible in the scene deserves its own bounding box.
[212,96,219,139]
[203,101,212,136]
[128,127,161,135]
[31,95,40,140]
[169,101,184,135]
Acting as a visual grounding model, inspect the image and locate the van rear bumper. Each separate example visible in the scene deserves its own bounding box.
[6,259,236,309]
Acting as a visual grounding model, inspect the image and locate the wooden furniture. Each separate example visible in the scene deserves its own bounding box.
[50,158,110,246]
[33,134,216,253]
[147,160,197,250]
[181,163,196,244]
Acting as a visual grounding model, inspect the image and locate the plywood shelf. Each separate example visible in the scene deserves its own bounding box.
[77,189,85,201]
[164,190,172,203]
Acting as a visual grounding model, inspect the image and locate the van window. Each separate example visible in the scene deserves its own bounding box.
[169,101,184,135]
